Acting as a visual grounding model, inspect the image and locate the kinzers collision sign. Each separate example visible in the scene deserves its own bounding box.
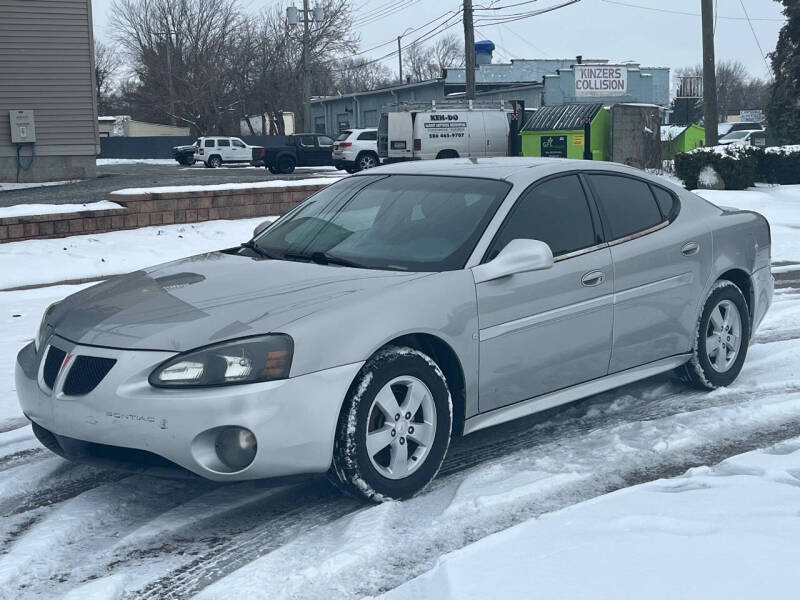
[574,65,627,97]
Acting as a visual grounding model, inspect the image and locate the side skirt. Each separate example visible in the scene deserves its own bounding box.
[463,354,692,436]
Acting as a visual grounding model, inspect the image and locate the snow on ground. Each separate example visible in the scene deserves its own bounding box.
[0,217,274,290]
[0,201,122,219]
[110,176,343,195]
[0,181,83,192]
[696,184,800,263]
[96,159,176,166]
[377,438,800,600]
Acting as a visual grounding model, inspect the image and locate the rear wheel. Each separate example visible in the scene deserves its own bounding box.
[330,346,452,502]
[277,155,296,174]
[207,155,222,168]
[436,150,459,159]
[677,280,750,389]
[356,152,379,171]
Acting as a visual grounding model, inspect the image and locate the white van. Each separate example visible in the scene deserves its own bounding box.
[379,102,510,161]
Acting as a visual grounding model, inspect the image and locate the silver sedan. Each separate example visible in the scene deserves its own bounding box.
[16,158,773,501]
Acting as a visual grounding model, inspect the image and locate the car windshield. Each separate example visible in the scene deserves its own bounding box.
[336,131,352,141]
[252,175,511,272]
[721,131,750,140]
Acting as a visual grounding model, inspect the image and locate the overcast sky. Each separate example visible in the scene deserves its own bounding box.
[91,0,785,81]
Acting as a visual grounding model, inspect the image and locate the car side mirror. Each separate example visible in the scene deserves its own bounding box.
[253,220,272,238]
[472,239,554,284]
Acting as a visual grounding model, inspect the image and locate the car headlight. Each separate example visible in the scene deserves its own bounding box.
[149,335,293,388]
[35,302,60,353]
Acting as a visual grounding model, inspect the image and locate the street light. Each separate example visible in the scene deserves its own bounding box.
[397,27,414,83]
[287,3,324,132]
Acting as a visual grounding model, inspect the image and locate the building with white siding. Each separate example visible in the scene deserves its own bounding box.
[0,0,99,182]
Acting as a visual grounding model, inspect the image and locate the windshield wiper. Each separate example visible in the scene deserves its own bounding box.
[282,251,366,269]
[240,241,275,259]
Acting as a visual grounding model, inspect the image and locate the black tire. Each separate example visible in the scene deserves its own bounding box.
[177,157,192,166]
[436,150,459,159]
[277,155,296,174]
[677,280,751,390]
[207,155,222,168]
[330,346,453,502]
[267,165,279,174]
[355,152,379,172]
[345,166,358,174]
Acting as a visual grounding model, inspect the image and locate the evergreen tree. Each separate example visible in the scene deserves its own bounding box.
[766,0,800,144]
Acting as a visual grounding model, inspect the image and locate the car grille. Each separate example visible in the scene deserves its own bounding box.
[42,346,67,389]
[63,356,117,396]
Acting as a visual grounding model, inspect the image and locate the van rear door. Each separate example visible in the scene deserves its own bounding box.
[483,111,510,157]
[387,113,413,159]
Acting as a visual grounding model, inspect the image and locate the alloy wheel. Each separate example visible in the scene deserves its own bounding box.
[365,376,437,480]
[705,299,742,373]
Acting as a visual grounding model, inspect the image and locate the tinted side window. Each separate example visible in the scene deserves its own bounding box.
[588,174,663,240]
[319,136,335,146]
[232,139,245,148]
[358,131,377,141]
[651,185,678,220]
[204,139,215,148]
[299,135,316,147]
[218,139,230,147]
[488,175,596,259]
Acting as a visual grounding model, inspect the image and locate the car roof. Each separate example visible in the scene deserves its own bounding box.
[363,156,647,181]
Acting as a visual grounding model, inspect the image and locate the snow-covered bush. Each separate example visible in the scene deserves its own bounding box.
[675,145,756,190]
[675,145,800,190]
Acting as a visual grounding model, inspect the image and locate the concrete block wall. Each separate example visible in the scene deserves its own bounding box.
[0,183,328,243]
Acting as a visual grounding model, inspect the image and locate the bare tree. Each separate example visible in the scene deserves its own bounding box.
[677,61,770,122]
[110,0,244,134]
[403,33,464,83]
[94,41,122,115]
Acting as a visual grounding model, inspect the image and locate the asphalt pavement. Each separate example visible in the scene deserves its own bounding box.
[0,162,340,207]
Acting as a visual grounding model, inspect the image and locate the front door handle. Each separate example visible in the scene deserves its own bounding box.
[581,270,606,287]
[681,241,700,256]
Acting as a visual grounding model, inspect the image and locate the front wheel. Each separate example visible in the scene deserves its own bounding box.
[677,280,750,389]
[330,346,452,502]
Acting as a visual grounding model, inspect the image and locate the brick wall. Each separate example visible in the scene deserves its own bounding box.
[0,183,328,243]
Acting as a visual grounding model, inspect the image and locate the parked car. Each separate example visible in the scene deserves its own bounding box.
[17,158,772,502]
[717,129,765,147]
[718,121,763,137]
[264,133,335,174]
[172,141,198,166]
[379,103,510,162]
[196,136,265,168]
[332,128,380,173]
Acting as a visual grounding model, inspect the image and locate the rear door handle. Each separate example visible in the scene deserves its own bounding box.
[581,270,606,287]
[681,241,700,256]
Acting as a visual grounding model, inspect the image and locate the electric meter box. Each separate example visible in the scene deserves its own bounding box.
[9,109,36,143]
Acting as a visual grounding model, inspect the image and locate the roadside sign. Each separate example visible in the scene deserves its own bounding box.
[740,109,762,123]
[572,134,584,147]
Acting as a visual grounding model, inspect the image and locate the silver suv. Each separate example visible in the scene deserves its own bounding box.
[332,129,380,173]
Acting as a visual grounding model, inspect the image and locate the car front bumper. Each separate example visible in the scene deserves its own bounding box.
[16,336,363,481]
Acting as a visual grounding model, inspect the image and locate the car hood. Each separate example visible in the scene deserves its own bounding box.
[50,251,427,352]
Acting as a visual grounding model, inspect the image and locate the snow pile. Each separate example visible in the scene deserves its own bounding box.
[660,125,686,142]
[0,201,122,219]
[377,438,800,600]
[0,217,275,289]
[110,176,343,195]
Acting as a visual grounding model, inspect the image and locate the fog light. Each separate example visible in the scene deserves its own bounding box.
[215,426,257,471]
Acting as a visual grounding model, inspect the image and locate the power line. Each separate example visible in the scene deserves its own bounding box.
[600,0,784,22]
[738,0,773,78]
[474,0,581,25]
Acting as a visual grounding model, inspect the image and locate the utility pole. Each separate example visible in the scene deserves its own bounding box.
[701,0,719,145]
[302,0,312,133]
[463,0,475,100]
[398,36,403,82]
[155,30,177,126]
